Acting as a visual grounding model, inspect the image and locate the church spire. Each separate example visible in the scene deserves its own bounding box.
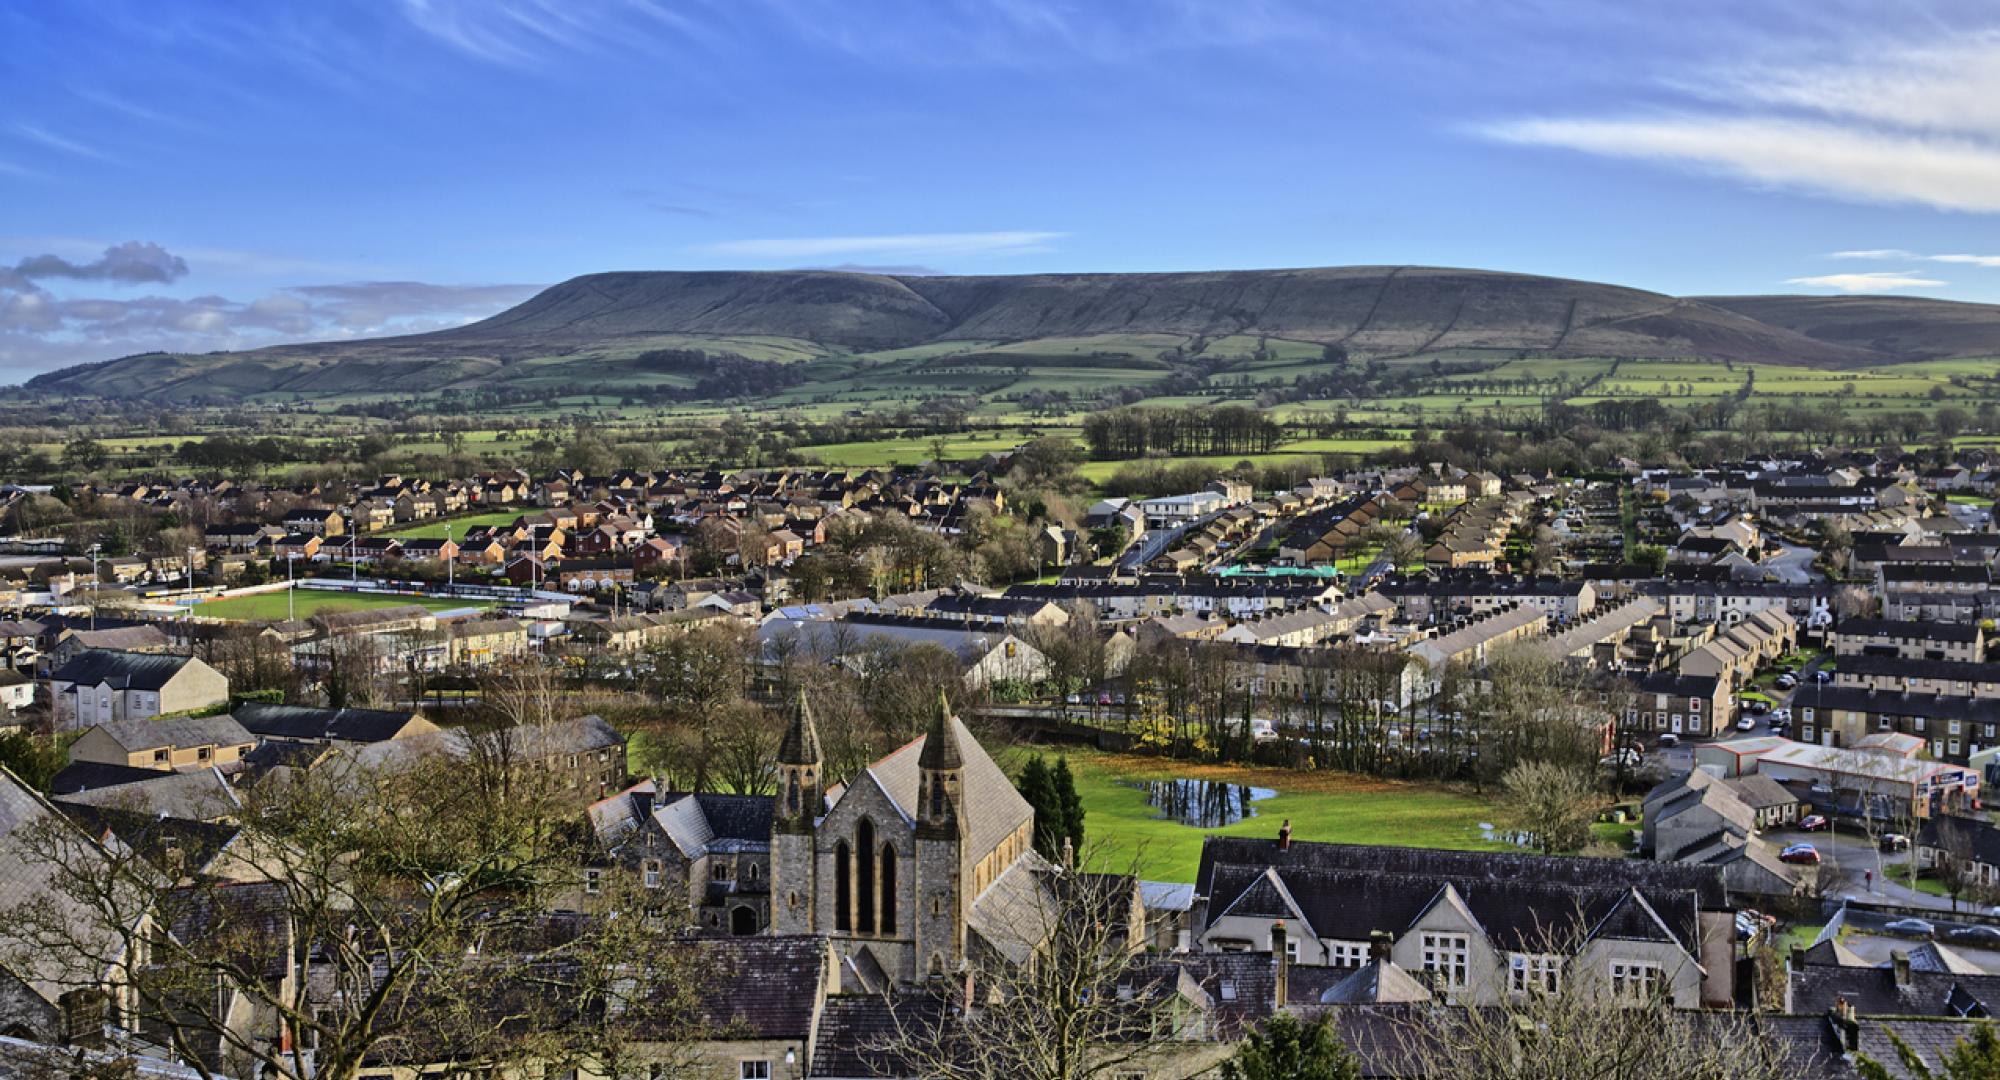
[778,686,822,766]
[776,688,822,833]
[918,691,964,771]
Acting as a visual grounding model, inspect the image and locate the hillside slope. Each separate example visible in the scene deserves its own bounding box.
[26,266,2000,401]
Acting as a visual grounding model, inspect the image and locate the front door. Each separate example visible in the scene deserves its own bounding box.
[1671,714,1683,734]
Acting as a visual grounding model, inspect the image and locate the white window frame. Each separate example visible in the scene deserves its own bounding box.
[1327,940,1369,968]
[1609,959,1663,1000]
[1420,932,1470,990]
[1509,952,1561,995]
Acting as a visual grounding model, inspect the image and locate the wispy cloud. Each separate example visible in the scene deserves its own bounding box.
[700,230,1064,260]
[1484,115,2000,213]
[1785,271,1947,292]
[393,0,719,66]
[14,123,114,162]
[1480,25,2000,214]
[1832,248,2000,268]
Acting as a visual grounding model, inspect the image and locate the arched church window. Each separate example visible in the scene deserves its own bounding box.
[880,843,897,934]
[834,841,851,931]
[856,818,877,934]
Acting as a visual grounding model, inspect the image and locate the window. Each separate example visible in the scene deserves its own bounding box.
[1327,941,1369,968]
[1285,937,1300,962]
[1610,959,1663,1000]
[1509,953,1560,995]
[1689,698,1700,713]
[197,747,212,761]
[153,749,168,763]
[584,869,602,895]
[1803,708,1815,723]
[642,860,662,889]
[739,1062,771,1080]
[1950,719,1962,736]
[1916,716,1928,732]
[1420,932,1469,990]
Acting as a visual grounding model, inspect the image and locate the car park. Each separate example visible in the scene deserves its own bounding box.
[1779,843,1820,864]
[1800,814,1830,832]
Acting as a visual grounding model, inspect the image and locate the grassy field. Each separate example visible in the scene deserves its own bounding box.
[392,511,526,539]
[195,589,491,621]
[1057,749,1506,883]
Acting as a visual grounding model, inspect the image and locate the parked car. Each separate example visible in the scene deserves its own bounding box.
[1948,925,2000,946]
[1779,843,1821,864]
[1884,918,1936,938]
[1658,733,1680,748]
[1814,670,1831,683]
[1736,716,1756,732]
[1773,708,1792,721]
[1747,699,1771,714]
[1800,815,1830,832]
[1879,833,1911,853]
[1600,747,1642,769]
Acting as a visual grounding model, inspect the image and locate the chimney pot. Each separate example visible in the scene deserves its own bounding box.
[1892,950,1911,987]
[1369,929,1394,964]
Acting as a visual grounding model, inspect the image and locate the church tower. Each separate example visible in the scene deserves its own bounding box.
[913,693,969,977]
[771,688,821,936]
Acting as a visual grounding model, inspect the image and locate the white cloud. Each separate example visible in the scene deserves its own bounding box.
[1829,249,2000,268]
[700,230,1064,260]
[1485,115,2000,213]
[13,124,113,163]
[1785,271,1947,292]
[1482,25,2000,215]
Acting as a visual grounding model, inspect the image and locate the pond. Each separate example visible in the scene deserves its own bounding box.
[1122,778,1277,828]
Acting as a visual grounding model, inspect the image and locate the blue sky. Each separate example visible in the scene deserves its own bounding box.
[5,0,2000,379]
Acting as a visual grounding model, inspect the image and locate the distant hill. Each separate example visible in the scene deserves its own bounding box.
[27,266,2000,402]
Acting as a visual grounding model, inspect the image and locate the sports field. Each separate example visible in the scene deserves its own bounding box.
[1057,749,1506,882]
[392,511,525,539]
[195,589,491,621]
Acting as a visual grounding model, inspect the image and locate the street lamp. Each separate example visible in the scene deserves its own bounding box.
[87,542,100,630]
[287,552,300,621]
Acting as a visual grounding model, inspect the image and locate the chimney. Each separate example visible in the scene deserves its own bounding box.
[1833,996,1860,1052]
[1892,949,1911,987]
[1270,920,1289,1008]
[58,988,110,1049]
[1369,929,1394,965]
[1278,819,1293,851]
[1790,944,1806,971]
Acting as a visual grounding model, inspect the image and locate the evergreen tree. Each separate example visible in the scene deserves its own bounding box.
[1222,1013,1360,1080]
[1018,755,1060,859]
[1052,756,1086,859]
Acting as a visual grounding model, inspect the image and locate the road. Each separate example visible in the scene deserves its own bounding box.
[1356,524,1421,587]
[1762,542,1820,585]
[1762,822,1958,911]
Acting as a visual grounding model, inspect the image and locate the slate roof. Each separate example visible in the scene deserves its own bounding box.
[676,936,828,1040]
[1196,837,1724,955]
[808,994,951,1078]
[89,713,254,752]
[49,648,198,690]
[48,759,168,795]
[233,701,424,743]
[1790,956,2000,1017]
[53,766,242,822]
[0,767,134,1004]
[1837,618,1983,643]
[860,714,1030,864]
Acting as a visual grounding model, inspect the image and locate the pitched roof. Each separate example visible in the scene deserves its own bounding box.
[232,701,424,744]
[862,713,1029,861]
[50,648,199,690]
[88,713,253,753]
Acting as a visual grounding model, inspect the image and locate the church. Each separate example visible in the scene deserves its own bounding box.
[770,691,1047,987]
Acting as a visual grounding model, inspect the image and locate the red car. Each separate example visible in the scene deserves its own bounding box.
[1779,843,1821,864]
[1799,815,1830,832]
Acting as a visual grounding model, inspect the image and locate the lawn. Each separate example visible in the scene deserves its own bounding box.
[392,511,526,539]
[1056,749,1506,883]
[195,589,492,621]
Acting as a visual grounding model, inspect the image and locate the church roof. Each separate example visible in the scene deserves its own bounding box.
[777,689,821,765]
[865,713,1030,863]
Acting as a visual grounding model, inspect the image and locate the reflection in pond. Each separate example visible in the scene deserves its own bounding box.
[1124,779,1276,828]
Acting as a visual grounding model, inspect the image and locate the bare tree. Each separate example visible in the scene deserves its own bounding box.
[873,855,1209,1080]
[0,752,707,1080]
[1499,759,1604,855]
[1395,948,1797,1080]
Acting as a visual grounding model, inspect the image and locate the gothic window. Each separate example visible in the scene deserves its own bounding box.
[857,819,877,934]
[834,841,851,932]
[880,844,898,934]
[929,953,945,977]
